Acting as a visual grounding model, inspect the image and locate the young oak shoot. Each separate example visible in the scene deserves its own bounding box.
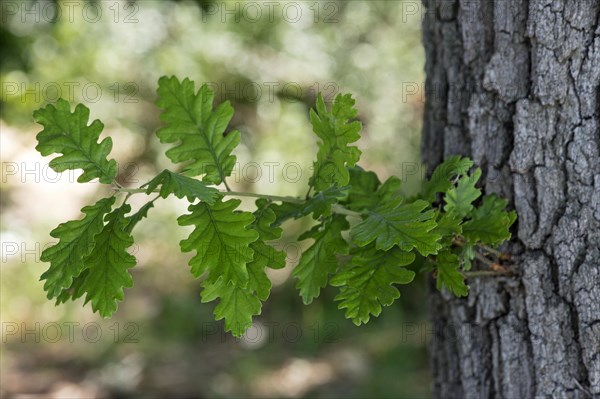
[33,76,516,337]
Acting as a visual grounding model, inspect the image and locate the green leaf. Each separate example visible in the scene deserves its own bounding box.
[251,239,285,271]
[422,155,473,202]
[79,204,137,317]
[343,173,402,211]
[432,211,462,246]
[303,186,349,219]
[270,201,306,227]
[201,277,262,337]
[351,198,441,256]
[34,99,117,183]
[443,168,482,218]
[55,268,89,304]
[178,198,259,285]
[246,243,276,300]
[293,215,350,304]
[144,169,220,203]
[197,200,281,338]
[31,78,521,338]
[331,247,415,325]
[200,241,275,337]
[156,76,239,184]
[253,199,283,241]
[57,199,156,304]
[343,166,381,211]
[462,194,516,246]
[376,176,403,203]
[270,186,348,225]
[124,201,155,234]
[252,199,286,270]
[309,93,362,191]
[199,200,283,337]
[435,250,469,297]
[40,197,116,299]
[458,243,475,271]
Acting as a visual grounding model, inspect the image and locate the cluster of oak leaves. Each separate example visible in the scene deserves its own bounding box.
[34,76,516,337]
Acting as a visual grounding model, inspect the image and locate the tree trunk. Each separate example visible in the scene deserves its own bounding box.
[421,0,600,397]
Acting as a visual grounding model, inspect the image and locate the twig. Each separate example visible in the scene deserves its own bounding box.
[477,243,502,258]
[473,252,496,268]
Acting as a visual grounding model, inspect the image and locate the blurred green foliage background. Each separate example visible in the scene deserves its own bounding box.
[0,0,430,397]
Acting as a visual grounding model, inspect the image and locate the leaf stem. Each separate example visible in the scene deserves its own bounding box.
[331,205,363,217]
[116,187,365,218]
[122,192,133,205]
[305,185,313,200]
[149,193,161,204]
[117,187,308,204]
[224,191,305,204]
[116,188,147,194]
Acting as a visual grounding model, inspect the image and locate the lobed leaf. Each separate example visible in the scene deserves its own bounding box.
[156,76,239,184]
[246,243,277,300]
[331,246,415,325]
[270,201,307,227]
[270,186,349,225]
[40,197,116,299]
[462,194,517,246]
[302,186,349,219]
[178,198,258,286]
[252,199,286,270]
[124,201,155,234]
[375,176,403,203]
[432,211,463,246]
[443,168,482,218]
[342,166,381,211]
[144,169,220,203]
[293,215,350,304]
[351,198,442,256]
[201,277,262,337]
[55,268,89,305]
[422,155,473,202]
[78,204,137,317]
[198,200,284,337]
[253,199,283,241]
[309,93,362,191]
[435,250,469,297]
[34,99,117,184]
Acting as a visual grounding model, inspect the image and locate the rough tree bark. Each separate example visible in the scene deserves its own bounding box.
[421,1,600,397]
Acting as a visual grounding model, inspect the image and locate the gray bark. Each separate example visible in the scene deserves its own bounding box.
[421,1,600,398]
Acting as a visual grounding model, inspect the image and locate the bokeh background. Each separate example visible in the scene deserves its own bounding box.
[0,1,430,397]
